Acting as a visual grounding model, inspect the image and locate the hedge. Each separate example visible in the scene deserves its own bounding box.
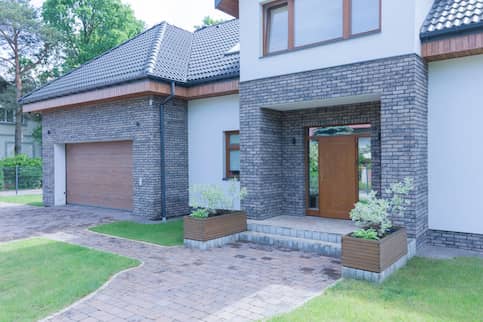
[0,155,42,190]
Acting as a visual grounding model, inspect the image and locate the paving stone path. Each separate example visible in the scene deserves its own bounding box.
[1,205,341,322]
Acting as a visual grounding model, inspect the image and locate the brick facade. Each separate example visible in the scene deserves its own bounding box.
[240,54,429,243]
[428,230,483,252]
[42,96,189,219]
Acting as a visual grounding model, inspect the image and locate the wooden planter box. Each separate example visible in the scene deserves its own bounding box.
[342,228,407,273]
[184,211,247,242]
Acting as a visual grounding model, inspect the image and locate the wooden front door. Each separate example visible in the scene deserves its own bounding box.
[318,136,358,220]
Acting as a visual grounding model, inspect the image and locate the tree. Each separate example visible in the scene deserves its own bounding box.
[0,0,58,155]
[42,0,145,71]
[194,16,227,30]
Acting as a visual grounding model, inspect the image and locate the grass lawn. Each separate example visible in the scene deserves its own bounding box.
[0,194,43,207]
[89,220,184,246]
[0,238,139,322]
[272,257,483,322]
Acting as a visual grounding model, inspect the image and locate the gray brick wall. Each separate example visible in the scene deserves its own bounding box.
[240,54,428,243]
[42,96,189,219]
[429,230,483,252]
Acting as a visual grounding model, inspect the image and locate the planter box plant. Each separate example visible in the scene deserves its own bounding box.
[184,210,247,241]
[342,227,407,273]
[342,178,413,274]
[185,180,248,243]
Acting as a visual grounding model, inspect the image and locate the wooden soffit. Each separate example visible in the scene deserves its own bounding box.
[422,32,483,62]
[215,0,239,18]
[23,79,239,113]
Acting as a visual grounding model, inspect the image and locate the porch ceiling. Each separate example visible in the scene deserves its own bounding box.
[264,94,381,111]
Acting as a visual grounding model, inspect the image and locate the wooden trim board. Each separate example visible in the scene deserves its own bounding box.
[23,79,239,113]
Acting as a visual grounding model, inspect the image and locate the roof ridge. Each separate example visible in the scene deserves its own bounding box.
[20,22,166,103]
[194,18,238,32]
[145,23,167,75]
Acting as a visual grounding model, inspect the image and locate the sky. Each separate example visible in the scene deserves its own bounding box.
[30,0,233,31]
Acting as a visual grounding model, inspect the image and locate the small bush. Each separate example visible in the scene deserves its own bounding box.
[350,178,413,238]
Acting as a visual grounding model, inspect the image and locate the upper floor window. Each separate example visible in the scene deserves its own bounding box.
[263,0,381,55]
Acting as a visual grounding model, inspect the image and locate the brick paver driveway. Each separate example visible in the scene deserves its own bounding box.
[1,205,341,322]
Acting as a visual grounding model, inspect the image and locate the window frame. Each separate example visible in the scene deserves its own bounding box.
[225,130,240,179]
[262,0,382,56]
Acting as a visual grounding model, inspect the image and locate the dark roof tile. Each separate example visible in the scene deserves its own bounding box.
[22,20,240,104]
[421,0,483,39]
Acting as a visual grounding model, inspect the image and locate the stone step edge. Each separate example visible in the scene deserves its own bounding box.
[247,222,342,244]
[238,231,341,258]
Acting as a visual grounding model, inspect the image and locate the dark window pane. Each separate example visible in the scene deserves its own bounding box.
[0,109,5,122]
[6,110,14,123]
[352,0,380,34]
[268,5,289,53]
[295,0,343,46]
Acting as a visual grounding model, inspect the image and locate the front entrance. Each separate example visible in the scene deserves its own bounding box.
[307,125,372,220]
[318,136,358,219]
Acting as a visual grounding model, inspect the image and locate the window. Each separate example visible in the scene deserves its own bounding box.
[225,131,240,178]
[0,108,17,124]
[351,0,380,35]
[295,0,343,46]
[263,0,381,55]
[264,1,290,54]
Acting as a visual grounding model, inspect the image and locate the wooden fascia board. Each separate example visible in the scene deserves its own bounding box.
[422,32,483,62]
[215,0,239,18]
[23,79,239,113]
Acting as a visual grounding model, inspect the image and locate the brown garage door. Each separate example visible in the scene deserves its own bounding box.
[66,141,133,210]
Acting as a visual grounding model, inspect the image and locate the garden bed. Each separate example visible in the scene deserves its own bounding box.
[184,210,247,242]
[342,227,407,273]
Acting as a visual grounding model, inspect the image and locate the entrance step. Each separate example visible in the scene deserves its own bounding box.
[247,222,343,244]
[238,231,341,258]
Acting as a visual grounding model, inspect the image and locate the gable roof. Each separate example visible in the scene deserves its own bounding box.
[21,20,239,104]
[421,0,483,39]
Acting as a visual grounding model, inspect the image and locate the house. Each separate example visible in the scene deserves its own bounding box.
[0,77,41,159]
[20,0,483,252]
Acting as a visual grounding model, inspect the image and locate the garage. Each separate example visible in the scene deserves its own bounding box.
[66,141,133,210]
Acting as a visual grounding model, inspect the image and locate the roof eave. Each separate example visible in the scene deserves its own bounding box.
[421,23,483,41]
[215,0,239,18]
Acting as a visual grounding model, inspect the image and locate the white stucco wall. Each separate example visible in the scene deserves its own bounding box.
[428,54,483,235]
[188,94,241,209]
[240,0,434,81]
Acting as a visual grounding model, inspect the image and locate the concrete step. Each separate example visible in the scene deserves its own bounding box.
[238,231,341,258]
[247,222,343,244]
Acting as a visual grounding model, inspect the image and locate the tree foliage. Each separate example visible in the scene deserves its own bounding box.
[42,0,145,71]
[0,0,59,155]
[194,16,226,30]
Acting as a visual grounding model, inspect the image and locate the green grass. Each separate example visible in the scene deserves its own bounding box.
[89,220,184,246]
[0,238,139,322]
[0,194,43,206]
[271,257,483,322]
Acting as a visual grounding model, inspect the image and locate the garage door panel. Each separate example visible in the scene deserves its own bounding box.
[66,141,133,210]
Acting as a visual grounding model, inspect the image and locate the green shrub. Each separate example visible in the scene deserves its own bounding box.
[353,228,379,240]
[0,155,42,190]
[190,208,209,218]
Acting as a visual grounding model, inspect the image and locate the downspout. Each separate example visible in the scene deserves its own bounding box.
[159,81,176,222]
